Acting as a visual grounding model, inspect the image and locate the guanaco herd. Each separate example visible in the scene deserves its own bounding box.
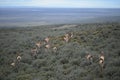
[10,32,105,71]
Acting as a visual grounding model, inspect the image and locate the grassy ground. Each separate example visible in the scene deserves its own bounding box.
[0,23,120,80]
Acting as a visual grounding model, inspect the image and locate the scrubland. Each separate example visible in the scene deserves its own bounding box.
[0,23,120,80]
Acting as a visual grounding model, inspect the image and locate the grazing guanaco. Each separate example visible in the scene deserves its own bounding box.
[45,37,50,43]
[36,41,41,48]
[45,44,50,49]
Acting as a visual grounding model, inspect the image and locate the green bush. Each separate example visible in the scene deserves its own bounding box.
[32,59,47,68]
[16,74,32,80]
[60,58,69,64]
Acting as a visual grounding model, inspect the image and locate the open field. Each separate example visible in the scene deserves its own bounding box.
[0,23,120,80]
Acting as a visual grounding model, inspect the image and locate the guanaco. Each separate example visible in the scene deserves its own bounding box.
[64,33,72,42]
[99,51,105,67]
[100,55,104,61]
[64,36,69,42]
[17,55,21,62]
[99,60,104,67]
[36,41,41,48]
[53,46,57,52]
[45,37,50,43]
[53,46,57,50]
[86,53,93,63]
[45,44,50,49]
[70,32,73,38]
